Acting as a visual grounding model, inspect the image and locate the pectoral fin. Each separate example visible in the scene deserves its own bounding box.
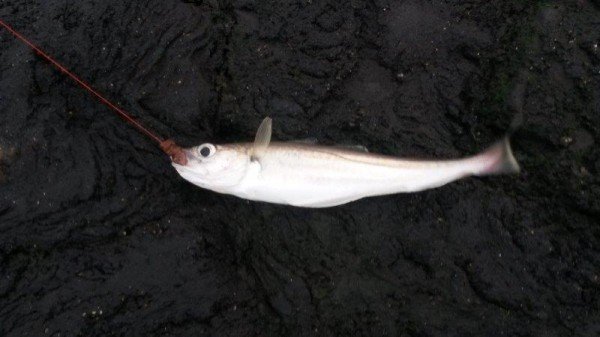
[251,117,272,161]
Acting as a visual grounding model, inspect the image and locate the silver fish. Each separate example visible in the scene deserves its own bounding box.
[172,118,520,208]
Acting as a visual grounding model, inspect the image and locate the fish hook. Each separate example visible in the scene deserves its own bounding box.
[160,139,187,166]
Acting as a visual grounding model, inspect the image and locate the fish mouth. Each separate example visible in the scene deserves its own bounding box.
[172,149,197,168]
[172,162,208,185]
[171,150,209,179]
[183,149,198,165]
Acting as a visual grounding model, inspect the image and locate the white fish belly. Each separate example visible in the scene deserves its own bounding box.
[232,147,476,207]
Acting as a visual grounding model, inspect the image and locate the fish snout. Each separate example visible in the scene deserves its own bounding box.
[160,139,188,165]
[172,149,209,175]
[183,149,198,165]
[172,149,197,169]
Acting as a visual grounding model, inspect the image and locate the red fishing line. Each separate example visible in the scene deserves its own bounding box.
[0,19,164,144]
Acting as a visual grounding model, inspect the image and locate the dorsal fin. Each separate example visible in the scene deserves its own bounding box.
[251,117,272,161]
[333,144,369,153]
[287,138,318,145]
[286,139,368,152]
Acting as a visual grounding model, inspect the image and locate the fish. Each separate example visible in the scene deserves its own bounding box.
[171,118,520,208]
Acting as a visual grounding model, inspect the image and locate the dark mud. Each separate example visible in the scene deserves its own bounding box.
[1,1,599,336]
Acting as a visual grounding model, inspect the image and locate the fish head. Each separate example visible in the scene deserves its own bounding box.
[172,143,249,190]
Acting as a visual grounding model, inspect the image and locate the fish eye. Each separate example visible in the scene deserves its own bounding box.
[197,143,216,158]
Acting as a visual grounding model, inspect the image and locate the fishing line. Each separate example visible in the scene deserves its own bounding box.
[0,19,187,164]
[0,18,164,144]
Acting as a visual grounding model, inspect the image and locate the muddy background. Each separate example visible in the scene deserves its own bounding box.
[1,0,599,336]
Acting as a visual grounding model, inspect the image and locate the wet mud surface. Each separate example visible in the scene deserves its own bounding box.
[1,1,599,336]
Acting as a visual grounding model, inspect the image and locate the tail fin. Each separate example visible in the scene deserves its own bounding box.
[474,137,520,176]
